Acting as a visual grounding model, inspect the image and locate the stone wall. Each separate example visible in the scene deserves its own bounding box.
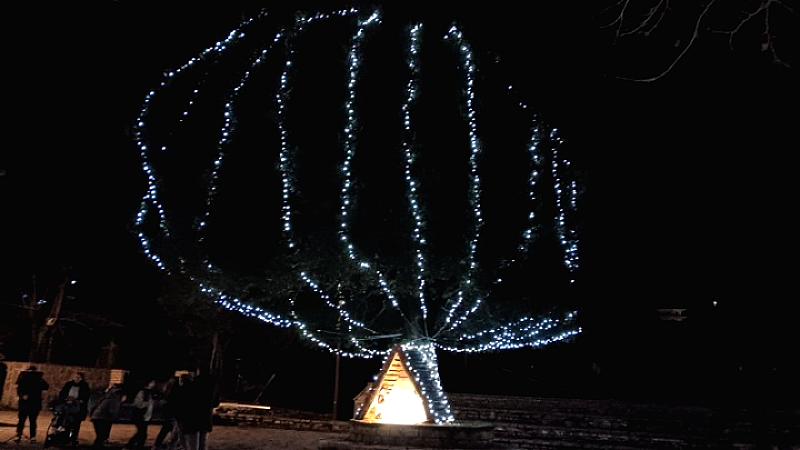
[448,393,800,450]
[0,361,127,410]
[212,393,799,449]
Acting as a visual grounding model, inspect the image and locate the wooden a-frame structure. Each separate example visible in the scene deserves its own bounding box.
[353,345,432,423]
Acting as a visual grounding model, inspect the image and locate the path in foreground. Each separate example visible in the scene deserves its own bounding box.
[0,410,339,450]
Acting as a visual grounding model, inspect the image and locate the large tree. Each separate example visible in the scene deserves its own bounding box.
[133,7,583,422]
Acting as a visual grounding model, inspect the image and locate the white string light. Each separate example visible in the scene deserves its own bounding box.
[134,14,264,271]
[279,9,387,357]
[335,11,406,319]
[549,129,581,282]
[400,23,430,328]
[438,25,484,334]
[401,341,455,423]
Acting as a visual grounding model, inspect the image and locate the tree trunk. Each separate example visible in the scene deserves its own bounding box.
[30,326,45,362]
[27,275,39,362]
[30,268,69,363]
[210,330,228,378]
[400,341,454,423]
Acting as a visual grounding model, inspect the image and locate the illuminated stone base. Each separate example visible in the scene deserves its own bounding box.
[319,420,497,449]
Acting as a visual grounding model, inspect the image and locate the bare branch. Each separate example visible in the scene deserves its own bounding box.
[615,0,631,42]
[596,0,670,39]
[708,0,793,68]
[762,2,790,68]
[617,0,717,83]
[718,0,771,51]
[56,317,95,331]
[620,0,669,38]
[0,300,38,310]
[597,0,796,81]
[595,0,627,21]
[774,0,798,16]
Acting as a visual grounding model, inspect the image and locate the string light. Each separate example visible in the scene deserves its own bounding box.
[134,13,264,271]
[400,341,454,423]
[520,123,544,250]
[402,23,429,324]
[549,128,581,282]
[134,6,583,423]
[334,10,406,319]
[439,25,484,333]
[280,9,387,358]
[439,311,581,353]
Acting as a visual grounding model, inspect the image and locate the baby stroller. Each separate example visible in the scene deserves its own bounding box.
[45,399,82,448]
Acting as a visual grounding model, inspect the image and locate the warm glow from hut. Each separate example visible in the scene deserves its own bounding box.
[365,378,427,424]
[355,346,432,424]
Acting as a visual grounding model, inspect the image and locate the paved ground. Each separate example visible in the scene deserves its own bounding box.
[0,409,342,450]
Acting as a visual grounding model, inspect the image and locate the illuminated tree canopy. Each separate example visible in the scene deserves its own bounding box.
[133,7,583,422]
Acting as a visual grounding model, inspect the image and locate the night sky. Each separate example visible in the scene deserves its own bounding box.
[2,2,798,402]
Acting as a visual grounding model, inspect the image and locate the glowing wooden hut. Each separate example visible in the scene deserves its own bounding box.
[353,344,448,424]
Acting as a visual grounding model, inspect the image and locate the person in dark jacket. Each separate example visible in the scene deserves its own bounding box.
[181,367,219,450]
[15,366,49,443]
[124,380,157,450]
[153,376,184,450]
[59,371,91,444]
[89,384,124,448]
[171,373,192,449]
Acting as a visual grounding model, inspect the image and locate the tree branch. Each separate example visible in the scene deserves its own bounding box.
[617,0,717,82]
[597,0,796,81]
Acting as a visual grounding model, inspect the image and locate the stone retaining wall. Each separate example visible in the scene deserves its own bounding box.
[345,420,495,449]
[214,393,799,449]
[1,361,127,410]
[448,393,800,450]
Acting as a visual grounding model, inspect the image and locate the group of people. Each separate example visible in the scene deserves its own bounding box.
[14,366,219,450]
[120,367,220,450]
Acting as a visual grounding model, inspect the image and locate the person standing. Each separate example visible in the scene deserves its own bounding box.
[89,384,124,448]
[15,365,49,443]
[172,373,193,450]
[181,367,219,450]
[153,375,186,450]
[124,380,157,450]
[59,371,91,444]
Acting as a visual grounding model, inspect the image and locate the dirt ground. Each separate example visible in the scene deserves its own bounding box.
[0,410,343,450]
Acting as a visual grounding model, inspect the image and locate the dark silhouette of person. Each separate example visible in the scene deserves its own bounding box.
[15,365,49,443]
[89,384,124,448]
[124,380,157,450]
[154,375,190,450]
[181,367,219,450]
[59,371,91,444]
